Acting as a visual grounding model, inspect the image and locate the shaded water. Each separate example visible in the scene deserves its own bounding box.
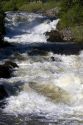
[0,12,83,125]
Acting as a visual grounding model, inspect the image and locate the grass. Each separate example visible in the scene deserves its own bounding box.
[1,0,61,12]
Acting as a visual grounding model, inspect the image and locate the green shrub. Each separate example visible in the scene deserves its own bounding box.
[71,26,83,43]
[2,0,18,11]
[19,2,43,12]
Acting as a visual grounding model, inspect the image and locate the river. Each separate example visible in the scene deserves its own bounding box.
[0,11,83,125]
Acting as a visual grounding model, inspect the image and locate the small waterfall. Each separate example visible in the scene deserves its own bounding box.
[5,12,59,43]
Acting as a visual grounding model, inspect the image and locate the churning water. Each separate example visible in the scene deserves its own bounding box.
[0,12,83,125]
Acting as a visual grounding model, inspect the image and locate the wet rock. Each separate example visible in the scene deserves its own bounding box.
[0,65,12,78]
[46,27,73,43]
[0,61,18,78]
[46,30,64,42]
[14,53,26,61]
[10,53,26,61]
[0,82,22,108]
[50,56,55,61]
[0,84,8,100]
[4,61,19,68]
[50,57,61,62]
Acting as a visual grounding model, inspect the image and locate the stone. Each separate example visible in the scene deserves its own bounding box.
[60,28,73,41]
[0,61,18,78]
[46,30,64,42]
[4,61,19,68]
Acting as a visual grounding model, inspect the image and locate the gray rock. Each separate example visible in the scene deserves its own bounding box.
[60,27,73,41]
[45,7,60,17]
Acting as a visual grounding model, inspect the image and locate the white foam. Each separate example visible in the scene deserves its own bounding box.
[4,91,73,117]
[3,52,83,117]
[3,12,83,121]
[4,12,59,43]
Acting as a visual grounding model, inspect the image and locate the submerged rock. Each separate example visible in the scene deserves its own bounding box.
[0,61,18,78]
[0,81,23,108]
[29,81,72,104]
[50,56,55,61]
[28,49,48,56]
[14,53,26,61]
[50,56,61,62]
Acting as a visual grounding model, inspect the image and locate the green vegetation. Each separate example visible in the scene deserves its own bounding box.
[58,0,83,43]
[1,0,60,12]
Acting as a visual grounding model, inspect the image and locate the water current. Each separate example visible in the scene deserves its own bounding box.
[0,12,83,125]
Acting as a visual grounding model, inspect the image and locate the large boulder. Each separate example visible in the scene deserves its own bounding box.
[46,28,73,42]
[0,61,18,78]
[46,30,64,42]
[0,65,12,78]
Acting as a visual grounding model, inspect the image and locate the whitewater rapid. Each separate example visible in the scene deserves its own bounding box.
[5,12,59,43]
[1,12,83,124]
